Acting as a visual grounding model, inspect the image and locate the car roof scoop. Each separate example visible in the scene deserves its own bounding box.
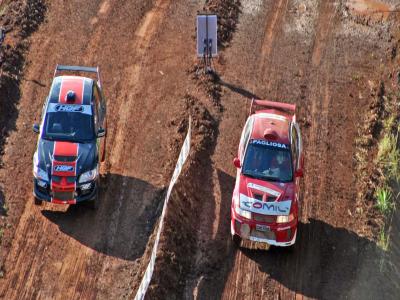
[263,128,278,140]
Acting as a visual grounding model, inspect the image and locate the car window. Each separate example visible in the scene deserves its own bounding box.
[242,139,293,182]
[291,123,298,169]
[42,105,95,142]
[239,117,253,160]
[294,122,302,169]
[92,85,101,129]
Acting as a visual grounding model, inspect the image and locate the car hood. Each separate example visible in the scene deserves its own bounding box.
[35,139,97,177]
[236,174,294,216]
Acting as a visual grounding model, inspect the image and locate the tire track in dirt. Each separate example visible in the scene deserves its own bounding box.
[259,0,289,80]
[290,2,338,298]
[109,0,171,171]
[302,0,337,222]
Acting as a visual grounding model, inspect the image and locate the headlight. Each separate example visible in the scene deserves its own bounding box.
[276,213,295,223]
[79,167,98,183]
[33,154,49,181]
[33,166,49,181]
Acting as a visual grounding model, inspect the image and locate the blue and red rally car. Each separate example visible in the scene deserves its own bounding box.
[32,65,106,208]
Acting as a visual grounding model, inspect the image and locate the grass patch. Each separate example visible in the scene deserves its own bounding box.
[377,132,400,181]
[375,186,394,214]
[372,92,399,250]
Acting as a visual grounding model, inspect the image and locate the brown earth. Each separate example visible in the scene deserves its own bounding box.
[0,0,399,299]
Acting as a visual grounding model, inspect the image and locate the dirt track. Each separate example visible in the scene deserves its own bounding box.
[0,0,399,299]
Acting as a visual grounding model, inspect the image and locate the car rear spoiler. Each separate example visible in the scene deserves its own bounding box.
[54,64,103,87]
[249,99,296,115]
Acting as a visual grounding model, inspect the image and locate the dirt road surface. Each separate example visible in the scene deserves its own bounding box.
[0,0,399,299]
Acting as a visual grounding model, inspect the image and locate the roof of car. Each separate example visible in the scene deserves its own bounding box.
[250,109,291,144]
[49,76,94,105]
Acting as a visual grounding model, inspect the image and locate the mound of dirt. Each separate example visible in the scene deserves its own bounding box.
[189,69,223,109]
[0,0,46,161]
[145,95,218,299]
[203,0,241,49]
[0,0,46,261]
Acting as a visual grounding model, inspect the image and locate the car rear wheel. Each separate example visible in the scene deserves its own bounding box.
[87,191,99,210]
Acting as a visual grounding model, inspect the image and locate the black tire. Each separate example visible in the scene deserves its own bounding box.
[87,190,99,210]
[34,197,42,206]
[231,234,242,248]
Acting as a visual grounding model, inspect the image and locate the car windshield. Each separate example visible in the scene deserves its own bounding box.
[42,104,94,142]
[242,140,293,182]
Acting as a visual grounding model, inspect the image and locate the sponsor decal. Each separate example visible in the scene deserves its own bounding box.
[239,193,291,215]
[47,103,92,115]
[247,182,281,197]
[251,139,288,149]
[55,104,84,112]
[53,165,74,172]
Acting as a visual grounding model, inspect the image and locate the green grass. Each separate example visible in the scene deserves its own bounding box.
[375,186,394,214]
[377,133,400,182]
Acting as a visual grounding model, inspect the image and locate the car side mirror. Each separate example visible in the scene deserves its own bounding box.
[233,157,241,168]
[32,123,40,134]
[295,169,303,178]
[97,128,106,138]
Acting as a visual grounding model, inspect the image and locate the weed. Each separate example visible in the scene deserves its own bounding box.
[375,186,394,214]
[377,133,400,181]
[352,74,361,81]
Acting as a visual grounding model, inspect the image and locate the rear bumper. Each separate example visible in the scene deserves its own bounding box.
[33,178,98,204]
[231,207,297,247]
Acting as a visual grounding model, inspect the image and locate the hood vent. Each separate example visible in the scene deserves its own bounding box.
[54,155,76,162]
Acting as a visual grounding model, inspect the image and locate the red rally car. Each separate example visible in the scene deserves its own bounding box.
[231,99,303,247]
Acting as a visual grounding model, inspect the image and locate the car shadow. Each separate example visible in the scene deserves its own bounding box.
[218,77,261,100]
[0,188,6,216]
[239,218,399,300]
[41,172,164,262]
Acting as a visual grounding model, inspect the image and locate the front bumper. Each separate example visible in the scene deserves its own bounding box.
[33,178,98,204]
[231,206,297,247]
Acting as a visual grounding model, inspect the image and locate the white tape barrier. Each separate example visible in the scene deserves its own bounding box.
[134,118,191,300]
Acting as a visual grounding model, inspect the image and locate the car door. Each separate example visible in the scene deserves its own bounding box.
[291,122,303,205]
